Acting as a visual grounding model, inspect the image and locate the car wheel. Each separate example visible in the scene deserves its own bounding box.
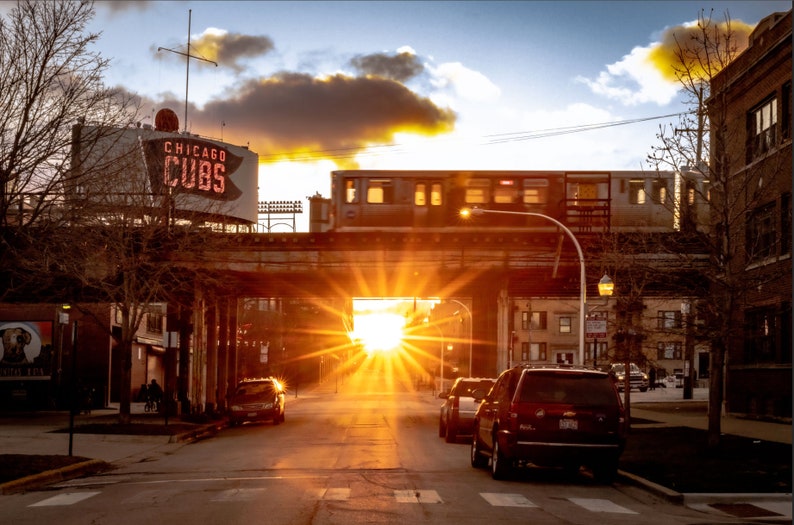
[445,420,458,443]
[470,426,488,468]
[640,387,648,392]
[273,412,282,425]
[491,437,512,480]
[438,415,446,438]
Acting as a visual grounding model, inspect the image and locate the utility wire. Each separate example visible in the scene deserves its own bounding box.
[257,111,692,163]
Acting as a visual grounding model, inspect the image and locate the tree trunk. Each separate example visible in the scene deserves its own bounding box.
[707,339,725,449]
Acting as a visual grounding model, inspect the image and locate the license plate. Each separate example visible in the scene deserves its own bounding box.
[247,412,258,417]
[559,419,578,430]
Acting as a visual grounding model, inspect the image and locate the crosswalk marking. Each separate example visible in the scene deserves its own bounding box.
[568,497,638,514]
[394,489,443,504]
[320,487,350,500]
[29,492,100,507]
[481,493,537,507]
[211,488,268,501]
[26,487,643,515]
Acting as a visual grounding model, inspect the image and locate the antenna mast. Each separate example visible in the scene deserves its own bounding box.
[157,9,218,133]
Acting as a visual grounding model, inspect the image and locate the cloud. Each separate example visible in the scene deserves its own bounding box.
[149,72,456,168]
[578,16,754,106]
[155,28,275,73]
[647,18,753,82]
[429,62,501,103]
[349,49,424,83]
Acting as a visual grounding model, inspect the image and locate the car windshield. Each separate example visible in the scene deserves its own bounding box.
[453,380,494,397]
[518,373,616,405]
[236,382,276,397]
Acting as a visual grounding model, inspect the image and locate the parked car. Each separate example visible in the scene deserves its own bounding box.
[228,377,286,426]
[471,365,627,482]
[609,363,649,392]
[439,377,496,443]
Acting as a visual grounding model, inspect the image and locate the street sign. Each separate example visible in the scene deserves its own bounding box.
[586,318,607,339]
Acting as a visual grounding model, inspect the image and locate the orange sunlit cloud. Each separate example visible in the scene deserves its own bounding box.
[647,18,754,81]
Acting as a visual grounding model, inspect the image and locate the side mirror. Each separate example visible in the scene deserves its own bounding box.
[471,388,486,401]
[438,391,450,399]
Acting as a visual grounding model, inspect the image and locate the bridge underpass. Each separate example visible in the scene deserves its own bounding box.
[170,230,705,413]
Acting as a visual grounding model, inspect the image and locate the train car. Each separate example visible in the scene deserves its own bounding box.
[327,170,703,234]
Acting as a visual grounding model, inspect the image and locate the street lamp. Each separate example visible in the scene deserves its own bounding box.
[448,299,473,376]
[592,274,614,368]
[461,207,587,365]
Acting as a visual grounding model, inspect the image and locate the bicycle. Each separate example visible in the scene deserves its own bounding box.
[144,395,160,413]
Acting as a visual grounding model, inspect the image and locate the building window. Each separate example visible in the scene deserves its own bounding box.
[520,342,529,361]
[586,341,608,363]
[146,307,164,334]
[781,193,791,255]
[780,82,791,140]
[522,311,547,330]
[533,343,547,361]
[746,202,776,262]
[559,316,571,334]
[657,341,683,360]
[657,311,682,329]
[745,307,776,363]
[629,179,646,204]
[748,96,777,160]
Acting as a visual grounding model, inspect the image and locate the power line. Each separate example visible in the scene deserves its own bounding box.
[257,111,693,163]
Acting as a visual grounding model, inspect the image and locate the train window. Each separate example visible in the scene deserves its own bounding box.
[415,183,427,206]
[493,185,518,204]
[651,179,668,203]
[629,179,646,204]
[431,183,442,206]
[465,178,490,204]
[366,179,393,204]
[523,179,549,204]
[345,180,357,204]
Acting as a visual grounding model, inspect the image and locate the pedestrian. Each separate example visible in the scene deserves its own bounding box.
[649,367,656,391]
[148,378,163,409]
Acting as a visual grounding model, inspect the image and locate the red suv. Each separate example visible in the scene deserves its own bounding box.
[471,365,627,482]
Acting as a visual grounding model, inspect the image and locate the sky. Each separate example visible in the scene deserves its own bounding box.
[11,1,794,231]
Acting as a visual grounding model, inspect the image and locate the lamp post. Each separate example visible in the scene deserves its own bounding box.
[591,274,614,368]
[448,299,473,376]
[462,207,588,365]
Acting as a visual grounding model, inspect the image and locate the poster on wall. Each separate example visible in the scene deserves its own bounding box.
[0,321,53,380]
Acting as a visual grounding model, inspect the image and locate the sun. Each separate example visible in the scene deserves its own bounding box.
[351,312,406,355]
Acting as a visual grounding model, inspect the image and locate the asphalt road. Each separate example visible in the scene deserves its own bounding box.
[0,369,770,525]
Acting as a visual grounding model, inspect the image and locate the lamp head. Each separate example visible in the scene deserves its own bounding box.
[598,274,614,297]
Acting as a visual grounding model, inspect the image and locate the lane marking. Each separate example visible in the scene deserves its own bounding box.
[320,487,350,500]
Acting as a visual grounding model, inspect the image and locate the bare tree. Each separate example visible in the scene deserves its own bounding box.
[0,0,138,299]
[646,10,788,448]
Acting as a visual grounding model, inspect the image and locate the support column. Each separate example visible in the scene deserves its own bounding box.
[205,301,218,415]
[217,297,230,412]
[471,277,501,377]
[497,286,511,372]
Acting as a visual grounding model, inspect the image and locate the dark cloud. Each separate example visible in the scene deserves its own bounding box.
[95,0,151,15]
[349,51,425,83]
[192,32,275,72]
[147,72,455,167]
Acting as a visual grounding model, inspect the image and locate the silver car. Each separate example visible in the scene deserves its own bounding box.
[439,377,496,443]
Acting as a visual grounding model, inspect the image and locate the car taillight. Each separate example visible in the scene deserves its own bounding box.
[506,402,520,432]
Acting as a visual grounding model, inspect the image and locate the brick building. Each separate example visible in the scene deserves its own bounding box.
[708,11,792,420]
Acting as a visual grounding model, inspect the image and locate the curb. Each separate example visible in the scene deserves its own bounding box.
[0,459,110,495]
[617,469,684,504]
[169,422,224,443]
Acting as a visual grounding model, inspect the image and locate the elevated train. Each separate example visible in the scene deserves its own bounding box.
[324,170,708,234]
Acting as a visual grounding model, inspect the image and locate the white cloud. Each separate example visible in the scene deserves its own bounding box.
[427,62,501,103]
[576,45,680,106]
